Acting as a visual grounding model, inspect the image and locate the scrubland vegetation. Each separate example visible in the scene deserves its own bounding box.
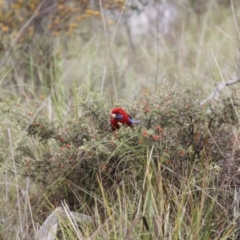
[0,0,240,239]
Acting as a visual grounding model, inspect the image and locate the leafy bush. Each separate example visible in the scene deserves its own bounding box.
[2,91,239,220]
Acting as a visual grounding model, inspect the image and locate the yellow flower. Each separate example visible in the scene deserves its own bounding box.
[1,24,9,32]
[58,4,64,11]
[69,22,78,29]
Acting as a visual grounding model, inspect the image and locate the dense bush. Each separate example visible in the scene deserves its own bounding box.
[2,90,239,235]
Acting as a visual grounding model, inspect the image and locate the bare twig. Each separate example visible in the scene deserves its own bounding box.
[200,77,240,106]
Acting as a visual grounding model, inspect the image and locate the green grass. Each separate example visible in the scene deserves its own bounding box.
[0,2,240,239]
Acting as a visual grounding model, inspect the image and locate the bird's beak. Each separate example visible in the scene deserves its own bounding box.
[111,113,116,118]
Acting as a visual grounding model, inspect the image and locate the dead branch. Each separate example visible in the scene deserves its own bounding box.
[36,204,93,240]
[200,77,240,106]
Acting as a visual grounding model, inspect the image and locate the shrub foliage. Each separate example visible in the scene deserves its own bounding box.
[1,90,240,238]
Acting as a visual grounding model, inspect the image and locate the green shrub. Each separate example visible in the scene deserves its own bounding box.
[1,90,239,238]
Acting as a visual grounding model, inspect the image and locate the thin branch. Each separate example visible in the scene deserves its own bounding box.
[200,77,240,106]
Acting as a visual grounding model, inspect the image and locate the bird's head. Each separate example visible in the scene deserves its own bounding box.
[110,108,129,121]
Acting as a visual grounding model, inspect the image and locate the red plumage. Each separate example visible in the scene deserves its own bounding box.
[110,108,140,131]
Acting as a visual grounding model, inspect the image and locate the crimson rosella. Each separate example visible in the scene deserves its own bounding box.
[110,108,140,131]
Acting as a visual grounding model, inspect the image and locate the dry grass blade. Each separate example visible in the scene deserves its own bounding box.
[125,212,143,240]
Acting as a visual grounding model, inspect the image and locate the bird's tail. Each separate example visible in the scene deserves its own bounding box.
[129,119,141,124]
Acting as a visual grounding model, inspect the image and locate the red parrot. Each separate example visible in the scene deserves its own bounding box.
[110,108,140,131]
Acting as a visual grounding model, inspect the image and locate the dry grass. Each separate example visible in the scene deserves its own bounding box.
[0,1,240,239]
